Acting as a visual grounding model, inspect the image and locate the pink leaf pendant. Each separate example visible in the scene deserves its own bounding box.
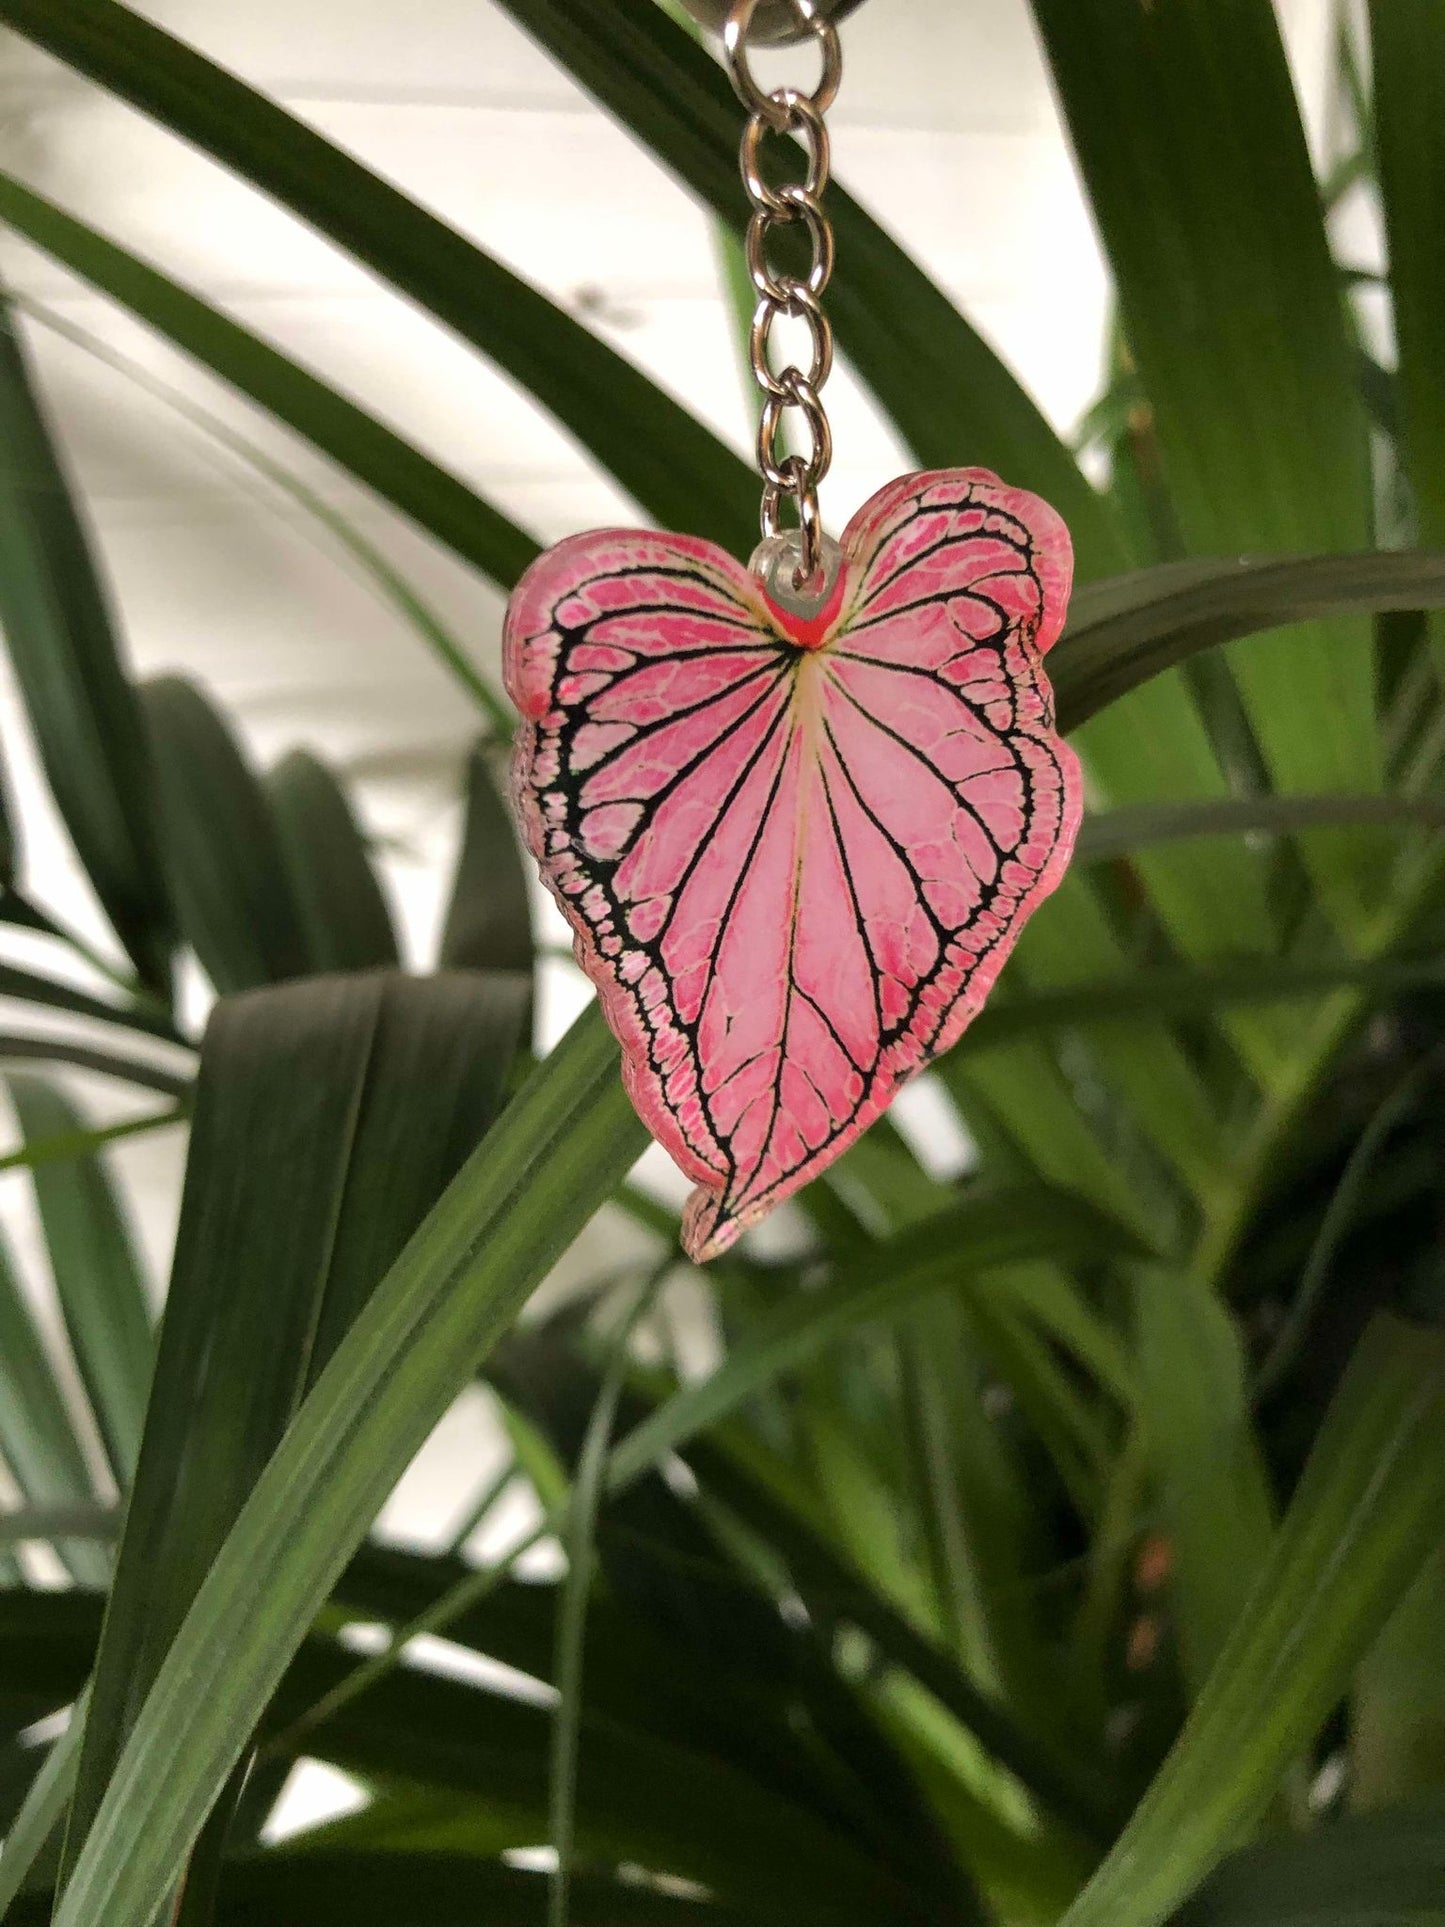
[504,468,1082,1262]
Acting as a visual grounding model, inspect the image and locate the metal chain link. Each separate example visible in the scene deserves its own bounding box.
[725,0,841,592]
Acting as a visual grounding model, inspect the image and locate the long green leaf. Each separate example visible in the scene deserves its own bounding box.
[0,961,179,1045]
[289,1381,1080,1864]
[957,955,1445,1054]
[141,675,310,995]
[964,1284,1114,1518]
[58,976,378,1884]
[51,1006,645,1927]
[1078,794,1445,864]
[0,0,758,553]
[287,1428,1091,1867]
[1053,552,1445,733]
[0,175,538,592]
[1255,1053,1440,1402]
[7,1075,153,1489]
[1059,1315,1445,1927]
[0,294,174,993]
[1055,549,1445,1043]
[0,1505,115,1547]
[893,1293,1065,1736]
[265,750,399,975]
[0,1034,191,1101]
[941,1036,1155,1238]
[58,970,527,1896]
[0,886,152,995]
[1032,0,1377,822]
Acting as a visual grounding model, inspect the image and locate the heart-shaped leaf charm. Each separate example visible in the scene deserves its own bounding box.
[505,468,1081,1261]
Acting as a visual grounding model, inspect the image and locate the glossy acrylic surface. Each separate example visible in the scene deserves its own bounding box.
[505,469,1081,1258]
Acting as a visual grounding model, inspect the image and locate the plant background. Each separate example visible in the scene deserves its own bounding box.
[0,0,1161,1627]
[0,0,1358,1450]
[1,1,1444,1925]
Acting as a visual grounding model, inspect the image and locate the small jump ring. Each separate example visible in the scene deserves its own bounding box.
[757,395,792,488]
[781,366,833,481]
[760,455,825,590]
[757,372,833,487]
[745,194,835,303]
[740,94,831,212]
[795,478,825,588]
[749,288,833,397]
[725,0,842,133]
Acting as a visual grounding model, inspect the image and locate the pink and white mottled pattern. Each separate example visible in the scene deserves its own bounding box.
[505,468,1081,1261]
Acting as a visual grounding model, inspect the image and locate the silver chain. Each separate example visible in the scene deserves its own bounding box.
[724,0,841,593]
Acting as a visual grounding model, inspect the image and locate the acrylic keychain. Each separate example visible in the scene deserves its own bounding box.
[504,0,1082,1262]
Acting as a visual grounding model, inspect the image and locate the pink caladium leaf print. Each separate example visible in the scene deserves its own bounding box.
[505,468,1082,1262]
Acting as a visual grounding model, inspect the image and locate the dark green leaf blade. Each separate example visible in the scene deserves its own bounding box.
[1053,551,1445,733]
[141,675,310,996]
[265,749,399,975]
[308,971,529,1364]
[0,959,180,1045]
[0,1032,191,1101]
[285,1665,948,1926]
[58,969,528,1895]
[0,0,758,553]
[0,293,174,993]
[1078,794,1445,865]
[438,744,534,979]
[328,1536,959,1888]
[7,1074,154,1490]
[955,955,1445,1054]
[59,975,385,1886]
[51,1006,644,1927]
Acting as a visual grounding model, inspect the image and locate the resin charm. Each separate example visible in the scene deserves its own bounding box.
[504,468,1081,1260]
